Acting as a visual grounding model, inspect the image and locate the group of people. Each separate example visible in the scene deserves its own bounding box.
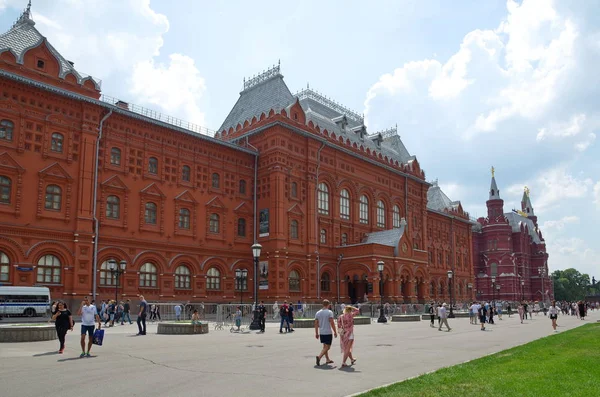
[97,299,132,326]
[314,299,360,368]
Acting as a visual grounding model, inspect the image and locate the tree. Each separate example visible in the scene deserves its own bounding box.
[551,268,591,301]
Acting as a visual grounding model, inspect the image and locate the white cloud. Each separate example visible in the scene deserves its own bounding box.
[506,165,593,212]
[130,54,206,126]
[542,216,579,231]
[536,113,597,151]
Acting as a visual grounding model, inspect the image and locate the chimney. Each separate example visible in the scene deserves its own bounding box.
[115,100,129,110]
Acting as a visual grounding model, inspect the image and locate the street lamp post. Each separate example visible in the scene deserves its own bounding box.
[538,266,546,305]
[249,243,262,331]
[377,261,387,323]
[521,279,525,301]
[491,275,496,306]
[235,269,248,306]
[108,259,126,303]
[447,270,455,318]
[496,284,500,306]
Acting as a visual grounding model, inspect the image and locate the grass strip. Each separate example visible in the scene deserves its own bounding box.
[360,323,600,397]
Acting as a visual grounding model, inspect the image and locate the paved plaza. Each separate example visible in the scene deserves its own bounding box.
[1,311,597,397]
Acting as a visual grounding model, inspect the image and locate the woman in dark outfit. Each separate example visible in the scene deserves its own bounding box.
[578,301,586,320]
[51,301,73,354]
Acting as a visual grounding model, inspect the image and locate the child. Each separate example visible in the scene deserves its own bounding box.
[191,309,201,333]
[234,306,242,331]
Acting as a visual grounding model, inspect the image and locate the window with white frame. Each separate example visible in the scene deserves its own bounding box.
[340,189,350,220]
[359,195,369,224]
[317,183,329,215]
[393,205,401,228]
[377,200,386,228]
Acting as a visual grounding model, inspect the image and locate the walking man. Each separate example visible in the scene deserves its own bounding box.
[258,301,267,333]
[137,295,148,336]
[315,299,337,366]
[548,300,560,332]
[438,303,451,332]
[121,299,132,325]
[78,296,101,358]
[174,304,182,321]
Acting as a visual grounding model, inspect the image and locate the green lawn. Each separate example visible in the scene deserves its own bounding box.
[361,323,600,397]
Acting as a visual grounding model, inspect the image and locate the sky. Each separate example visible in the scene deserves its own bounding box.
[0,0,598,280]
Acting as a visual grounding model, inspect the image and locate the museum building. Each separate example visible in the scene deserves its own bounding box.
[0,5,475,307]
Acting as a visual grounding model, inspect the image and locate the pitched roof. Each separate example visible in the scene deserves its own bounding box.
[427,180,460,211]
[505,212,542,244]
[489,176,500,200]
[0,2,100,89]
[218,68,294,132]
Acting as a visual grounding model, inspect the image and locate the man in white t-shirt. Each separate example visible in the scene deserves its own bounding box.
[438,303,451,332]
[78,296,101,358]
[314,299,337,366]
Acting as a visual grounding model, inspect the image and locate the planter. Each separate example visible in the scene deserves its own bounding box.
[0,324,58,343]
[392,315,421,322]
[157,322,209,335]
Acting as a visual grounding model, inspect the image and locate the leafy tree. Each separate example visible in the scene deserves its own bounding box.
[551,269,590,301]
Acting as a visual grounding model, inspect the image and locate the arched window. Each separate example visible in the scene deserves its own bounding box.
[341,233,348,246]
[237,218,246,237]
[206,267,220,290]
[106,195,120,219]
[182,165,191,182]
[209,213,220,233]
[110,147,121,165]
[321,272,331,292]
[0,176,11,204]
[290,220,299,239]
[377,200,386,228]
[340,189,350,220]
[317,183,329,215]
[289,270,300,292]
[320,229,327,244]
[148,157,158,174]
[139,263,158,287]
[393,205,401,228]
[212,173,220,188]
[179,208,190,229]
[99,259,117,286]
[491,262,498,276]
[0,119,14,141]
[45,185,62,210]
[37,254,61,283]
[239,180,246,194]
[0,251,9,282]
[51,133,64,152]
[291,182,298,198]
[175,265,191,289]
[359,195,369,224]
[145,202,157,224]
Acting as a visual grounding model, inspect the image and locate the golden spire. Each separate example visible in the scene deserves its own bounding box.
[524,186,530,197]
[491,166,495,178]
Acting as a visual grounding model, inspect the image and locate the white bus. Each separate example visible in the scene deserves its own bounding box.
[0,286,52,317]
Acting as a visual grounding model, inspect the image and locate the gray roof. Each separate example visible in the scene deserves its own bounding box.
[504,212,542,244]
[0,5,100,89]
[427,181,460,211]
[361,225,406,256]
[489,176,500,200]
[218,73,294,133]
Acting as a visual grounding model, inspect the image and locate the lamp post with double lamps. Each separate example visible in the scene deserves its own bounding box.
[491,275,496,306]
[447,270,455,318]
[108,259,126,303]
[377,261,387,323]
[538,266,546,305]
[521,279,525,301]
[249,243,262,331]
[235,268,248,306]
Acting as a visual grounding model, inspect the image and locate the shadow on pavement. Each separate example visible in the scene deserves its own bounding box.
[32,351,59,357]
[314,364,336,370]
[339,366,359,373]
[58,356,97,362]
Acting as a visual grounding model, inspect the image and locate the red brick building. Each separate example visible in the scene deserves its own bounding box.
[0,6,474,307]
[472,172,553,303]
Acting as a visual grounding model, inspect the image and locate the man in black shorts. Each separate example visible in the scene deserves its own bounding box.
[314,300,337,366]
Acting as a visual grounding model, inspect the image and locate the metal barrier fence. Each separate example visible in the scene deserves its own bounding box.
[215,304,254,330]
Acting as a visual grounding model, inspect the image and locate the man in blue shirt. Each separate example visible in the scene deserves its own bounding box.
[137,295,148,335]
[174,304,182,321]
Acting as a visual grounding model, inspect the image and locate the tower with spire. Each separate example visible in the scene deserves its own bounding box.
[521,186,538,226]
[486,166,504,220]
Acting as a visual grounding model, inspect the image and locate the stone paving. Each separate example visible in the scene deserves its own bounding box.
[0,311,597,397]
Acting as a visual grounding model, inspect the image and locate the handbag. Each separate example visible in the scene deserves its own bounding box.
[92,329,105,346]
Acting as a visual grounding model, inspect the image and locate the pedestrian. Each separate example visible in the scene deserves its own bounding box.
[489,306,495,324]
[496,301,503,320]
[234,306,242,331]
[436,302,442,327]
[578,301,586,320]
[51,301,73,354]
[136,295,148,336]
[507,303,512,317]
[191,309,201,333]
[155,305,162,321]
[438,303,451,332]
[548,301,559,332]
[175,304,182,321]
[279,301,290,333]
[297,300,304,318]
[523,301,529,320]
[272,301,279,320]
[149,304,156,322]
[121,299,132,325]
[288,303,295,332]
[258,301,267,333]
[469,301,477,325]
[478,303,486,331]
[518,302,525,324]
[315,299,337,366]
[337,305,360,367]
[78,296,101,358]
[428,302,436,327]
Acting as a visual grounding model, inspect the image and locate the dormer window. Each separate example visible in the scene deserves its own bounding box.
[36,59,45,69]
